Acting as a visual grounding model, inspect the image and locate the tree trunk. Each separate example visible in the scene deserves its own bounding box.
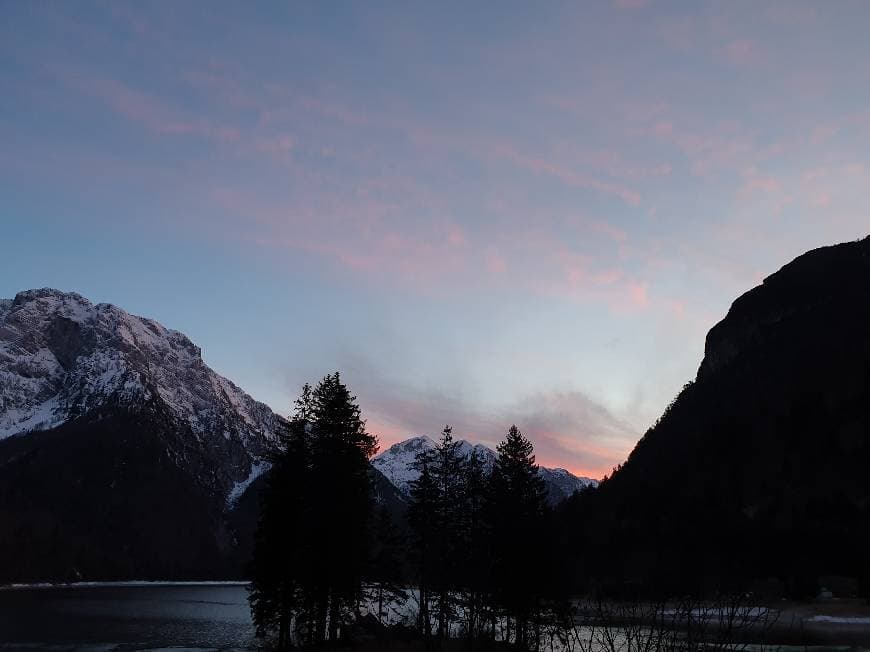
[467,592,476,644]
[328,592,340,642]
[315,594,328,644]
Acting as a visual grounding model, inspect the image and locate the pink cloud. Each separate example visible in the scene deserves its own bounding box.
[485,249,508,275]
[649,119,759,177]
[61,70,240,143]
[492,144,642,205]
[209,183,474,288]
[299,96,369,127]
[739,170,782,196]
[254,135,295,154]
[808,124,839,146]
[628,282,649,307]
[614,0,650,9]
[447,225,468,247]
[811,192,831,207]
[765,4,817,27]
[348,373,638,479]
[664,299,687,320]
[588,220,629,243]
[657,16,697,51]
[723,39,759,66]
[652,121,674,137]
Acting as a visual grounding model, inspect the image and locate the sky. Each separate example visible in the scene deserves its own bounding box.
[2,1,870,478]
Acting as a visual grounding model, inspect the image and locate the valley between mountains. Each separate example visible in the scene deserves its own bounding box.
[0,289,593,582]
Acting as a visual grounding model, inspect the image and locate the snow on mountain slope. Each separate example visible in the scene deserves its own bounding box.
[370,436,436,494]
[0,289,283,499]
[372,435,598,503]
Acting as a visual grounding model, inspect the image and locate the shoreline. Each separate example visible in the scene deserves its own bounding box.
[0,580,250,591]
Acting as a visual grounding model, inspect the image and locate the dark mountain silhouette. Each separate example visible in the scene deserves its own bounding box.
[561,236,870,597]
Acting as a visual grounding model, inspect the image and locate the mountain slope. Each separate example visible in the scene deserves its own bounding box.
[0,410,242,580]
[0,289,282,500]
[563,237,870,596]
[373,435,597,504]
[0,289,287,581]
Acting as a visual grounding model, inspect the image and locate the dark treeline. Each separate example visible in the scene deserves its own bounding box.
[250,240,870,648]
[250,374,866,650]
[407,424,562,648]
[249,374,570,649]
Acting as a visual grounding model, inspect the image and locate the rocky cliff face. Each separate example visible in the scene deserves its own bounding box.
[565,236,870,595]
[0,289,290,581]
[698,238,870,379]
[0,289,282,501]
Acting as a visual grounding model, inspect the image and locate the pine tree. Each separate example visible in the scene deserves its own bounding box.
[408,449,438,638]
[249,374,378,647]
[488,425,548,649]
[307,373,378,643]
[459,448,491,642]
[430,425,465,639]
[248,384,313,648]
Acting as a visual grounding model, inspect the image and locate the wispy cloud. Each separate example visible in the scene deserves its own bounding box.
[59,70,241,143]
[315,362,639,479]
[6,0,870,478]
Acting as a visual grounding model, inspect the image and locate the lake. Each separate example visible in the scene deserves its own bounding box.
[0,583,259,651]
[2,584,869,652]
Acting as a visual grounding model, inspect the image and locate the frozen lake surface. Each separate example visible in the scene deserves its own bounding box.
[0,583,259,651]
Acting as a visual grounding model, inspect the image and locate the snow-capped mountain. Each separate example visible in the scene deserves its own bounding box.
[0,288,295,581]
[0,289,282,500]
[372,435,598,504]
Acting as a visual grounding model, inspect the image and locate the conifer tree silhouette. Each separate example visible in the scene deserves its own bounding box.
[488,425,548,649]
[249,374,378,647]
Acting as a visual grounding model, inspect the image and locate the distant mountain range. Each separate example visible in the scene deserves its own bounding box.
[372,435,597,505]
[0,289,586,582]
[6,230,868,595]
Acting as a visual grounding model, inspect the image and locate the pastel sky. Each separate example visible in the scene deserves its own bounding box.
[3,1,870,478]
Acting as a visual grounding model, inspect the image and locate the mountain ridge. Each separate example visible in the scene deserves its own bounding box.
[562,236,870,596]
[0,288,282,501]
[373,435,598,504]
[0,288,293,581]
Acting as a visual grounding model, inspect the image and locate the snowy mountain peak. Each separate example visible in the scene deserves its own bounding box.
[372,435,597,503]
[13,287,88,306]
[0,289,283,499]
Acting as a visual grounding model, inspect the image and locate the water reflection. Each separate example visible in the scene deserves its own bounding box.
[0,584,259,651]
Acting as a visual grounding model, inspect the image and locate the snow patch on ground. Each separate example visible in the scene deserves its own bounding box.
[0,580,249,591]
[808,615,870,624]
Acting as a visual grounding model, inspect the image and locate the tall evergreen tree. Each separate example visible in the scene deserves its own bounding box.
[249,384,313,647]
[249,374,378,647]
[488,425,548,649]
[408,449,438,638]
[430,426,465,639]
[459,448,491,642]
[408,426,472,640]
[307,373,378,642]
